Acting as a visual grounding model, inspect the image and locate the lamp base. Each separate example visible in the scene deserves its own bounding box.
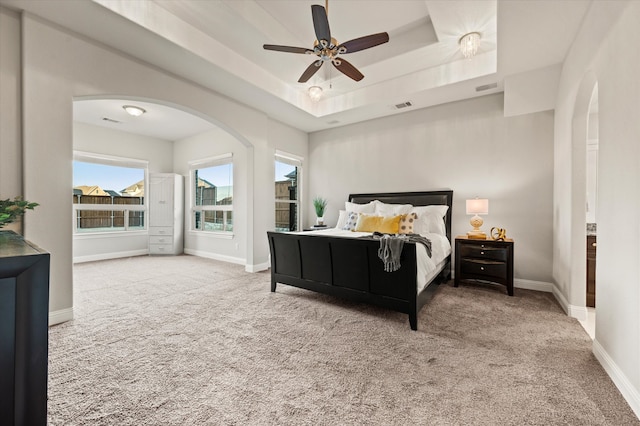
[467,230,487,239]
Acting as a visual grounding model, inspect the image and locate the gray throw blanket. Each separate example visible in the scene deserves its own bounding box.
[372,232,432,272]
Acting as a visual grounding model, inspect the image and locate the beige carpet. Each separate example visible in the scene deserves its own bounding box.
[48,255,639,425]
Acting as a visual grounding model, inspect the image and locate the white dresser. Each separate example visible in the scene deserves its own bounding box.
[148,173,184,255]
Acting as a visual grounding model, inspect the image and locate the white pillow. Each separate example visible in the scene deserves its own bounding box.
[375,202,413,216]
[335,210,348,229]
[345,200,377,214]
[411,205,449,235]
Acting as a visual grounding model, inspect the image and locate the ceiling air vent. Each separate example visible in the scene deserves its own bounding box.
[102,117,121,123]
[475,83,498,92]
[327,120,340,125]
[394,101,413,109]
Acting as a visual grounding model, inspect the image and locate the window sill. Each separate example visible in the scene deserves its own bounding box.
[189,230,234,240]
[73,230,148,239]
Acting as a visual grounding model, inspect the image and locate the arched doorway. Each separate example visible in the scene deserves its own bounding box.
[570,74,598,338]
[71,97,252,265]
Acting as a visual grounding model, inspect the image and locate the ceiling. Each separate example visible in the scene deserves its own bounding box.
[1,0,592,138]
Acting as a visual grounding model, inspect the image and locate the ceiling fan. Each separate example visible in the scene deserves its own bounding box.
[263,1,389,83]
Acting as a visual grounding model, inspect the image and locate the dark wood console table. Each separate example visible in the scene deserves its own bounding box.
[0,231,50,425]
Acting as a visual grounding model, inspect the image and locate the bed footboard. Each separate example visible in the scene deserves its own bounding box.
[268,231,430,329]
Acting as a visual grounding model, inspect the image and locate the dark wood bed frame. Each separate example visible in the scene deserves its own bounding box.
[267,190,453,330]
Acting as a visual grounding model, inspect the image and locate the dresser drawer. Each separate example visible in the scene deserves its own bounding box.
[150,235,173,245]
[459,244,508,262]
[150,244,173,254]
[149,226,173,236]
[460,259,507,279]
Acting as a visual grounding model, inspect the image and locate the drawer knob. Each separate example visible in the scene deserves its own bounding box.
[481,251,485,255]
[592,242,597,247]
[480,266,485,271]
[481,245,485,248]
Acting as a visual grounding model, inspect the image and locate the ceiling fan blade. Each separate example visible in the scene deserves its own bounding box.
[332,58,364,82]
[311,5,331,46]
[298,60,324,83]
[263,44,313,54]
[337,32,389,54]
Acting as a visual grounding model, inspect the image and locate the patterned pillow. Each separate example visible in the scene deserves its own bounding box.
[342,211,359,231]
[398,213,417,234]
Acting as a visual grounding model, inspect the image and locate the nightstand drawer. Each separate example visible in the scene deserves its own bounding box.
[459,245,508,262]
[460,259,506,279]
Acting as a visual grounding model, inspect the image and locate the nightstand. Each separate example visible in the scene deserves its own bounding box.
[454,236,514,296]
[303,225,328,231]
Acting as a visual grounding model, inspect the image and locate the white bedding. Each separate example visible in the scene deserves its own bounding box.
[295,229,451,292]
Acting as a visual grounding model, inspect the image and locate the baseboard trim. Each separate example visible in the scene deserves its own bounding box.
[593,339,640,420]
[49,307,73,326]
[184,248,245,266]
[73,249,149,264]
[246,262,269,273]
[514,278,553,292]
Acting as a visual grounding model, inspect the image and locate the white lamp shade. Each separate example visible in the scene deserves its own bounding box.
[466,198,489,215]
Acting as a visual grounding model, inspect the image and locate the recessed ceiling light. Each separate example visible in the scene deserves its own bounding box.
[122,105,146,117]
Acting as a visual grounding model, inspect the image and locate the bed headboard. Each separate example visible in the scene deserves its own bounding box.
[348,190,454,242]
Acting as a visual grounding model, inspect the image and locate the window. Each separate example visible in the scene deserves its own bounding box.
[275,151,302,232]
[73,151,147,233]
[190,154,233,233]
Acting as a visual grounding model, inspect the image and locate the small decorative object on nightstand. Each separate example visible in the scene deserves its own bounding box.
[466,198,488,239]
[455,236,514,296]
[313,196,327,226]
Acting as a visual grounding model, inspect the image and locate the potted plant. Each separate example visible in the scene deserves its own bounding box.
[313,197,328,226]
[0,197,39,229]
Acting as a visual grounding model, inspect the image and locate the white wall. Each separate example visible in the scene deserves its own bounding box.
[72,122,174,262]
[553,0,640,416]
[309,93,554,284]
[0,8,22,210]
[173,127,247,264]
[504,64,561,117]
[0,11,287,324]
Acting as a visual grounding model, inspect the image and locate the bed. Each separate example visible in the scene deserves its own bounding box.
[267,190,453,330]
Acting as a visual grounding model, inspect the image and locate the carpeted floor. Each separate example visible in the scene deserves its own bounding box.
[48,255,639,425]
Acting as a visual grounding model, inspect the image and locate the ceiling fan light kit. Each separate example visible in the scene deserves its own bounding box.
[122,105,146,117]
[263,2,389,84]
[308,86,323,101]
[459,32,481,59]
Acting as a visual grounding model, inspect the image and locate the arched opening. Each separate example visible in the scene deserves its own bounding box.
[570,74,598,338]
[71,96,252,266]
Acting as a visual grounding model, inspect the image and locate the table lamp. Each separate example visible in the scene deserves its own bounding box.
[466,198,489,239]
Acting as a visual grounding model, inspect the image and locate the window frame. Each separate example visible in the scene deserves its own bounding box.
[72,151,148,235]
[275,150,303,232]
[188,153,234,236]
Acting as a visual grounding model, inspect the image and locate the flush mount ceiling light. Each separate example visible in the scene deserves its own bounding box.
[459,32,481,59]
[308,86,323,102]
[122,105,146,117]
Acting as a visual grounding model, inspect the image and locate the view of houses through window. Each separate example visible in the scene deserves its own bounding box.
[275,152,301,232]
[191,155,233,233]
[73,156,147,233]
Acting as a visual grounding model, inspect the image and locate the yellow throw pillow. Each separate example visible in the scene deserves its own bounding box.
[354,213,402,234]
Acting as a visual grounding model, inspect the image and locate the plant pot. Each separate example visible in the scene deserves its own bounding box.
[316,216,324,226]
